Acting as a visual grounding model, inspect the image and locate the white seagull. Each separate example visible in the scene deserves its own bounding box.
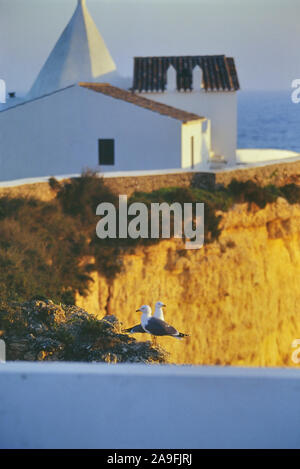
[137,305,189,339]
[154,301,165,321]
[125,300,166,334]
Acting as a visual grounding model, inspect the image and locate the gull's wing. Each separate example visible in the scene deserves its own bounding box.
[125,324,146,333]
[145,317,179,336]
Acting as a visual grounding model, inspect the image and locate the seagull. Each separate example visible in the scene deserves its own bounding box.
[125,300,166,334]
[154,301,165,321]
[137,305,189,339]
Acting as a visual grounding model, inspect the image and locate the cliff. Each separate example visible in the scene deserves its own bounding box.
[2,164,300,367]
[0,299,167,363]
[76,197,300,367]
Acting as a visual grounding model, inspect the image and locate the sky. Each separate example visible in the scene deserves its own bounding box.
[0,0,300,95]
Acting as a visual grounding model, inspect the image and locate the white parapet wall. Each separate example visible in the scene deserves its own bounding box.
[0,362,300,449]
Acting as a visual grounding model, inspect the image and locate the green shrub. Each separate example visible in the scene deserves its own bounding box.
[227,179,281,209]
[55,170,117,228]
[279,183,300,204]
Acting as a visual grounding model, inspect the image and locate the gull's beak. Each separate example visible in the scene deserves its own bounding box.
[136,308,141,312]
[162,304,166,307]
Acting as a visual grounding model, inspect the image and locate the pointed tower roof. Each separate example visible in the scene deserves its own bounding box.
[28,0,116,99]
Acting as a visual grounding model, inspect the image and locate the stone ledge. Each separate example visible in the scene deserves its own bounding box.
[0,158,300,200]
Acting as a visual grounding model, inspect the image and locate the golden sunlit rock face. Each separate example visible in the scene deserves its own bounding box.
[76,198,300,367]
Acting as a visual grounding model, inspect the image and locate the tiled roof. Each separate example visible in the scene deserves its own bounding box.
[132,55,240,92]
[79,82,204,122]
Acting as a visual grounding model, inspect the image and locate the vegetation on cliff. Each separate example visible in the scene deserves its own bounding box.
[0,299,167,363]
[0,171,299,305]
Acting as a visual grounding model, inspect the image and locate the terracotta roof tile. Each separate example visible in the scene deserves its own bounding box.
[132,55,240,92]
[79,82,204,122]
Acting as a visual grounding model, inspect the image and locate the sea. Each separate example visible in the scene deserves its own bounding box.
[238,90,300,152]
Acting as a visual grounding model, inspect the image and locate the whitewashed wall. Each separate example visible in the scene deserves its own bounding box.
[0,85,184,181]
[181,120,210,169]
[140,90,237,165]
[0,363,300,449]
[0,80,6,104]
[181,121,202,169]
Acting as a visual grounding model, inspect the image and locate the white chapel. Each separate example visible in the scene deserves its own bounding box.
[0,0,240,182]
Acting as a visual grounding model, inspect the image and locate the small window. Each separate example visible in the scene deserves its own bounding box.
[98,139,115,165]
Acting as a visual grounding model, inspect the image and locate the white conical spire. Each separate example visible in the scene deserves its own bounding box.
[28,0,116,99]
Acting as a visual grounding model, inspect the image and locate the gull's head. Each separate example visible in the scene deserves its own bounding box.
[155,301,166,308]
[136,305,152,315]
